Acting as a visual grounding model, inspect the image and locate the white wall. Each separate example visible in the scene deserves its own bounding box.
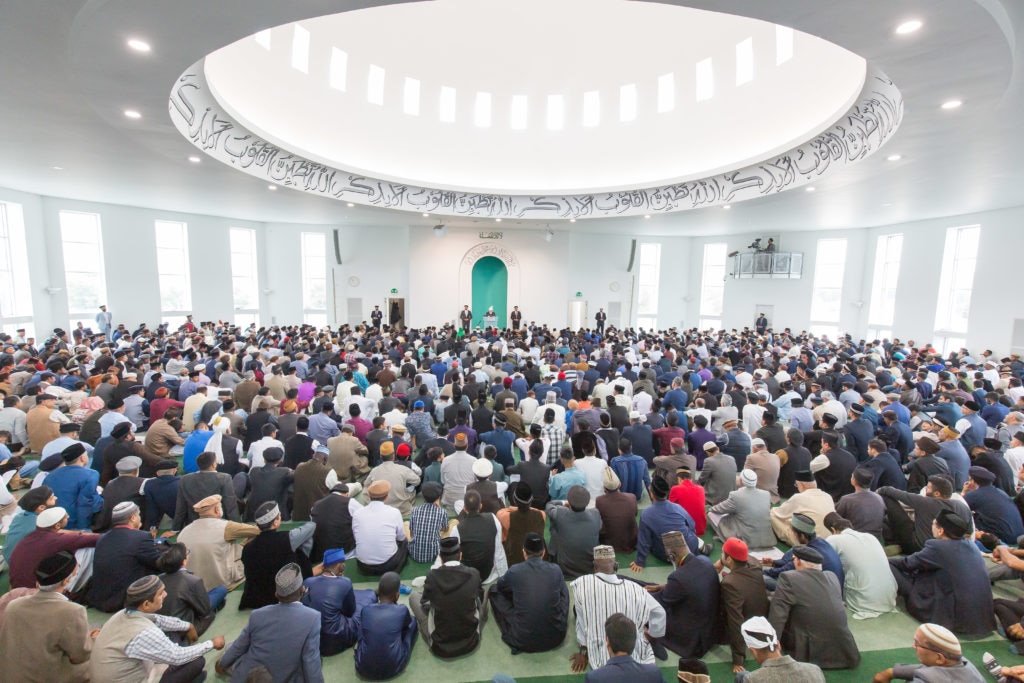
[2,183,1022,354]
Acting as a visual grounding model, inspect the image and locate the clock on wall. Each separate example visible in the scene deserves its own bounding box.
[347,276,360,287]
[608,281,620,292]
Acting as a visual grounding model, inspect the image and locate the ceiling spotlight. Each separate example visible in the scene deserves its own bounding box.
[433,223,447,237]
[805,186,816,192]
[346,202,355,207]
[495,218,502,223]
[187,156,201,163]
[723,205,731,210]
[127,38,151,52]
[51,166,63,171]
[643,214,651,219]
[941,99,962,110]
[267,184,277,191]
[886,154,902,161]
[123,109,141,119]
[569,218,576,223]
[422,212,429,217]
[895,20,922,35]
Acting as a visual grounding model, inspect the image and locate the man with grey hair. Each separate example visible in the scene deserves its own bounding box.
[217,563,323,682]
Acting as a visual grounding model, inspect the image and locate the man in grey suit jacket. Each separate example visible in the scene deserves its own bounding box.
[698,442,736,506]
[172,451,240,531]
[708,468,776,549]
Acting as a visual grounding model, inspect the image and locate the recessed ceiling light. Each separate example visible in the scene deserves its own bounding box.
[187,156,201,163]
[805,186,816,192]
[723,205,731,210]
[51,166,63,171]
[267,185,277,191]
[644,214,651,219]
[495,218,502,222]
[127,38,151,52]
[569,218,576,223]
[895,20,922,35]
[886,154,902,162]
[123,109,141,119]
[422,213,429,217]
[941,99,962,110]
[346,202,355,207]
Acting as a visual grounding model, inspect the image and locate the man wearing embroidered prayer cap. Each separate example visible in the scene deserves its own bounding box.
[768,544,860,670]
[218,563,323,682]
[736,616,825,681]
[239,500,317,610]
[91,574,226,681]
[870,623,984,682]
[177,493,259,593]
[7,505,100,590]
[0,550,95,682]
[87,501,166,612]
[301,547,376,656]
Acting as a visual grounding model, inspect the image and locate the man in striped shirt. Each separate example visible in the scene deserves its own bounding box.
[569,545,666,673]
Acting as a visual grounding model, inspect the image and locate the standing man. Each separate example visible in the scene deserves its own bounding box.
[595,308,607,335]
[510,305,522,332]
[96,305,113,341]
[755,313,768,335]
[459,304,473,334]
[370,305,383,332]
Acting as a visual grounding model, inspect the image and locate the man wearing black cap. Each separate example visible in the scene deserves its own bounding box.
[489,532,569,654]
[143,459,180,529]
[410,535,486,658]
[763,513,844,589]
[843,403,873,462]
[889,507,996,635]
[971,439,1016,496]
[311,483,361,563]
[88,501,166,612]
[44,443,103,530]
[630,476,702,573]
[768,544,860,670]
[962,464,1024,544]
[878,474,972,555]
[244,447,294,522]
[0,551,96,682]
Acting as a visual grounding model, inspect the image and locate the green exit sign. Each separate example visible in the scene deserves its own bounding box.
[390,288,398,294]
[575,291,583,297]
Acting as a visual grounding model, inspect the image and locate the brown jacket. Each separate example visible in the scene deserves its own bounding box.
[0,590,93,682]
[25,404,61,453]
[144,418,185,458]
[326,433,369,481]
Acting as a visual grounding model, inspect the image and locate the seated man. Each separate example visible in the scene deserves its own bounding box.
[156,541,225,644]
[570,545,666,673]
[963,465,1024,545]
[871,623,984,682]
[451,489,507,583]
[0,551,96,683]
[489,532,569,654]
[668,466,706,536]
[1,485,55,567]
[630,477,703,574]
[835,466,886,540]
[352,480,409,575]
[763,513,844,590]
[354,572,418,680]
[45,443,103,530]
[302,548,378,656]
[824,513,896,620]
[409,536,486,658]
[769,470,835,546]
[91,575,226,682]
[310,482,361,563]
[708,468,776,549]
[217,564,323,682]
[878,475,972,555]
[736,616,825,682]
[546,485,601,580]
[239,501,316,610]
[889,508,995,636]
[768,545,860,670]
[594,468,638,553]
[715,538,770,674]
[8,505,99,591]
[646,530,720,659]
[176,494,258,593]
[584,613,665,683]
[87,502,165,612]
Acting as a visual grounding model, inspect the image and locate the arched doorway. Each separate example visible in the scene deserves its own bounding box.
[471,256,508,329]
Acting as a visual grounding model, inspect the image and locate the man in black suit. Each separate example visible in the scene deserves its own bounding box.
[510,305,522,331]
[409,536,486,658]
[370,305,383,331]
[595,308,607,335]
[459,305,473,334]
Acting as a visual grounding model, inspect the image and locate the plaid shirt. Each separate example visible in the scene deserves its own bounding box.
[409,502,450,564]
[541,422,565,467]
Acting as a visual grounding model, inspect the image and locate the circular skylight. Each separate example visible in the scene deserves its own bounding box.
[202,0,866,195]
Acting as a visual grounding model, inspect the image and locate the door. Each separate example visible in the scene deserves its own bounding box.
[385,298,406,329]
[755,304,774,329]
[568,300,588,330]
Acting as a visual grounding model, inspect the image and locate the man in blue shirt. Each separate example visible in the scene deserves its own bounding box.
[308,403,341,445]
[763,513,844,590]
[44,443,103,530]
[1,486,54,564]
[549,449,587,502]
[610,437,650,503]
[630,477,701,572]
[963,466,1024,545]
[355,572,418,680]
[302,548,378,655]
[479,414,516,470]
